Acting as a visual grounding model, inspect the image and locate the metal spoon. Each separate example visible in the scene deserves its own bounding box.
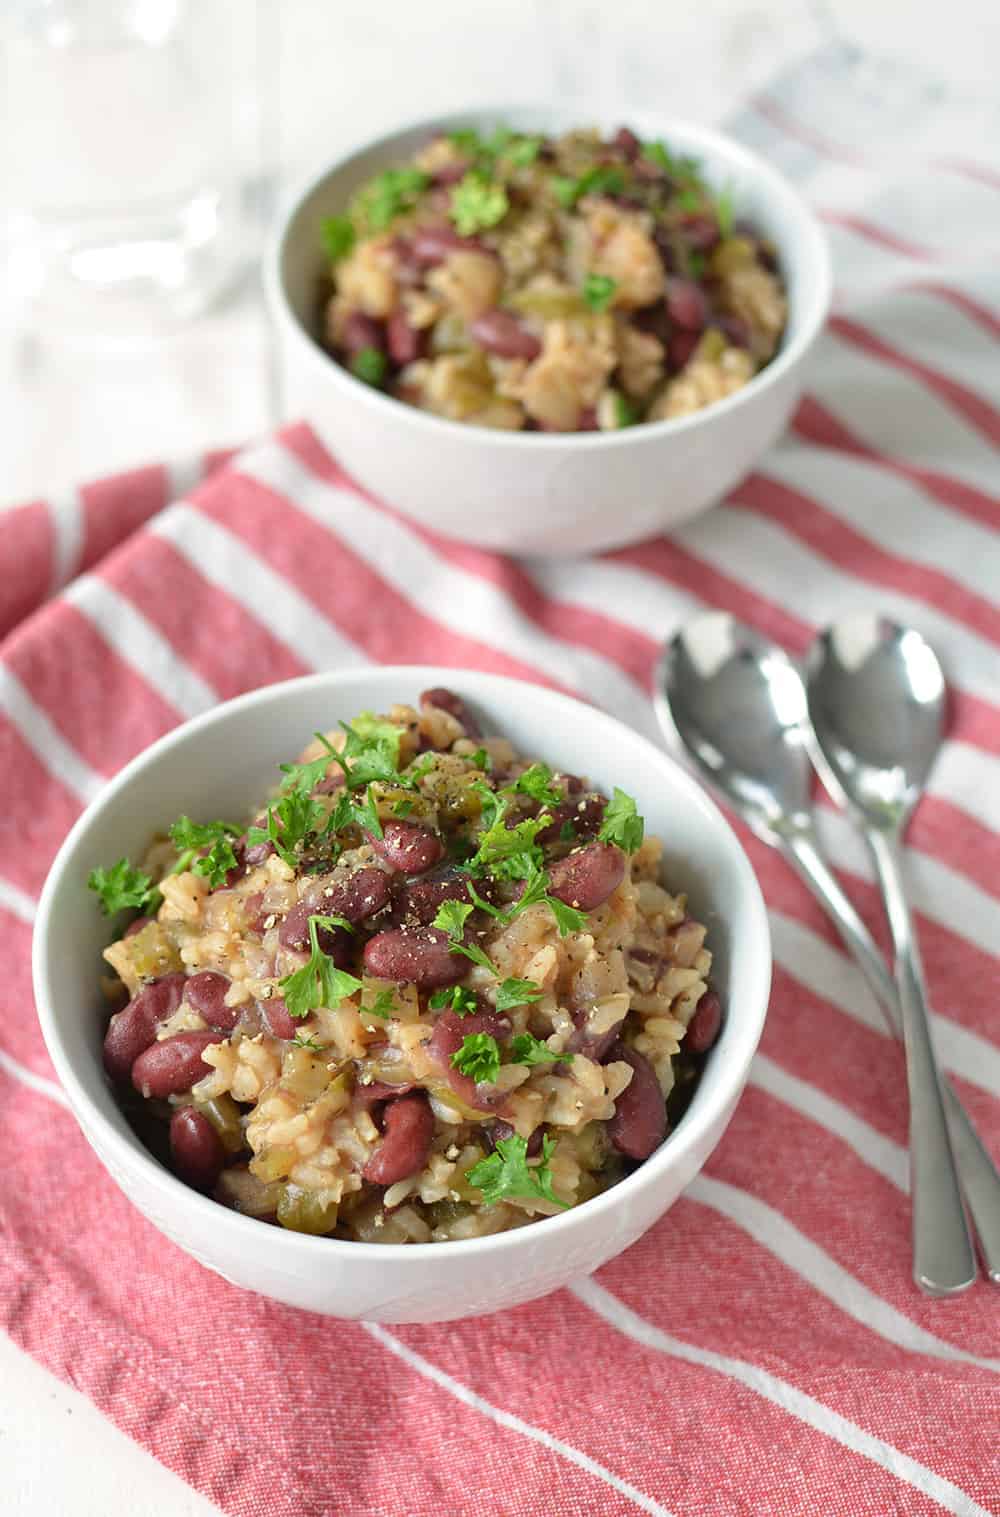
[805,616,977,1296]
[655,612,998,1289]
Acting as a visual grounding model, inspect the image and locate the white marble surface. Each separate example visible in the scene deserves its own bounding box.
[1,0,994,1511]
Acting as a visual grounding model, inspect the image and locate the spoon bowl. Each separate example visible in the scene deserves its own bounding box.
[655,613,815,843]
[806,615,947,832]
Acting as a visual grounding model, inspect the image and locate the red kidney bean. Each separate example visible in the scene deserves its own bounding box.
[124,915,153,939]
[637,296,672,342]
[354,1079,417,1113]
[577,406,599,432]
[419,686,481,737]
[686,988,722,1053]
[368,820,443,876]
[568,1005,626,1062]
[713,314,750,349]
[242,891,271,936]
[679,213,721,251]
[667,329,700,372]
[261,996,296,1039]
[409,225,484,264]
[131,1031,221,1099]
[340,311,385,357]
[362,1091,435,1185]
[651,230,677,275]
[393,868,476,926]
[606,1042,666,1160]
[470,309,541,360]
[183,971,238,1031]
[535,792,606,846]
[278,901,354,966]
[316,865,392,924]
[386,309,424,365]
[103,972,187,1083]
[548,842,626,912]
[666,277,707,331]
[169,1107,225,1191]
[427,1007,511,1111]
[363,927,462,988]
[612,125,641,160]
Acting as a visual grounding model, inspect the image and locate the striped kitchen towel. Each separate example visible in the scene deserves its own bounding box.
[3,42,999,1517]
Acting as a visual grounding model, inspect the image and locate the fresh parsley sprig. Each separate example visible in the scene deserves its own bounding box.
[465,1133,568,1209]
[351,167,428,232]
[598,787,644,854]
[87,858,159,917]
[509,1032,572,1067]
[321,215,355,262]
[247,790,329,869]
[552,165,624,209]
[168,815,241,889]
[494,978,543,1014]
[506,762,564,808]
[279,914,362,1020]
[450,171,510,235]
[429,985,479,1015]
[451,1033,501,1083]
[361,988,399,1021]
[583,273,617,313]
[431,901,495,974]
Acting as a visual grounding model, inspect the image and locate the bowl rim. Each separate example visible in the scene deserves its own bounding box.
[264,102,833,451]
[33,667,772,1264]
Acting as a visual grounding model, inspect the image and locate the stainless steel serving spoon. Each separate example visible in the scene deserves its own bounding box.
[805,616,977,1295]
[655,612,999,1291]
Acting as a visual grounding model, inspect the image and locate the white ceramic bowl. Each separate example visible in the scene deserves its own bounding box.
[265,106,831,555]
[33,669,770,1323]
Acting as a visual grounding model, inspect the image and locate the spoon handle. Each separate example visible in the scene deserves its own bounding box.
[866,830,976,1297]
[783,830,1000,1282]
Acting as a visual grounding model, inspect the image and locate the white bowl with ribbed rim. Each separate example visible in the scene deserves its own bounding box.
[264,105,831,555]
[33,669,771,1323]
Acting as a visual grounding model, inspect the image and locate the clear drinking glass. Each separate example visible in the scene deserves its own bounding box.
[1,0,263,334]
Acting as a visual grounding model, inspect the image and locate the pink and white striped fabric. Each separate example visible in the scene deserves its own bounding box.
[3,46,999,1517]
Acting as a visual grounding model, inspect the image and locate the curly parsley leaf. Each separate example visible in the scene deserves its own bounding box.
[468,787,552,878]
[167,816,241,889]
[321,215,355,262]
[352,167,428,232]
[351,347,387,388]
[279,915,363,1020]
[429,985,479,1015]
[509,1032,572,1067]
[715,181,735,238]
[583,273,617,313]
[362,988,399,1021]
[328,782,384,842]
[431,900,495,975]
[505,762,563,808]
[465,1133,568,1209]
[87,857,158,916]
[278,733,341,797]
[494,978,543,1014]
[545,895,588,936]
[598,787,644,854]
[451,1033,501,1083]
[495,860,587,937]
[450,171,509,235]
[248,790,327,869]
[469,747,491,772]
[552,165,624,209]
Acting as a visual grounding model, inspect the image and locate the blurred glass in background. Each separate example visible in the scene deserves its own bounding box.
[1,0,271,336]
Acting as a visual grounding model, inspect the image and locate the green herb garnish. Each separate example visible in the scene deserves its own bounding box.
[598,787,644,853]
[432,900,495,974]
[509,1032,572,1067]
[279,914,362,1020]
[247,789,327,869]
[351,167,429,232]
[292,1032,327,1051]
[362,988,398,1021]
[167,815,241,889]
[582,273,617,313]
[494,978,543,1014]
[451,1032,501,1083]
[715,182,735,238]
[450,171,510,235]
[641,141,702,185]
[552,166,625,209]
[469,748,492,772]
[87,858,158,917]
[465,1133,568,1209]
[351,347,387,388]
[506,762,563,808]
[429,985,479,1015]
[321,215,355,262]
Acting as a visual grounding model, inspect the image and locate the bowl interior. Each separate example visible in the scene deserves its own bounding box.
[273,105,830,432]
[35,668,770,1257]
